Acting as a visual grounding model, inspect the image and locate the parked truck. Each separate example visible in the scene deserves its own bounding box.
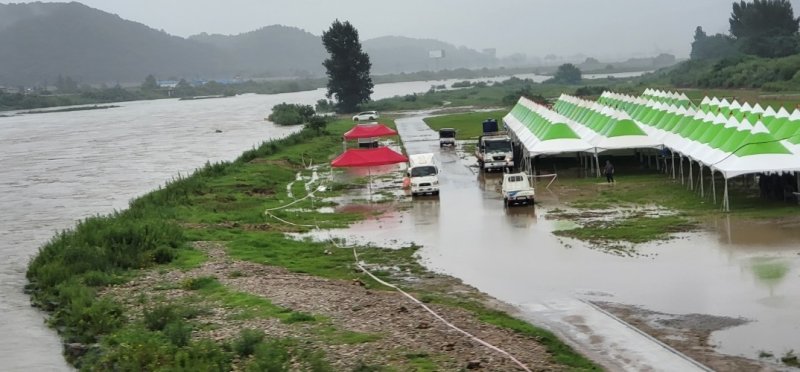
[475,119,514,172]
[407,153,440,196]
[501,172,535,207]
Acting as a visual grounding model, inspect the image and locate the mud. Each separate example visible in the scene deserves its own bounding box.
[592,301,787,372]
[105,241,564,371]
[314,114,800,370]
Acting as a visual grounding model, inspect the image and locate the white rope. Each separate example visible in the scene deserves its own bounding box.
[347,241,533,372]
[261,170,533,371]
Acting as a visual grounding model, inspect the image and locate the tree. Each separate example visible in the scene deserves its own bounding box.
[322,20,374,113]
[691,26,740,60]
[729,0,800,57]
[547,63,582,84]
[142,74,159,91]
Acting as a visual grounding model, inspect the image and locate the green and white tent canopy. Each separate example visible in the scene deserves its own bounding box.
[593,89,800,179]
[555,95,661,151]
[504,97,593,157]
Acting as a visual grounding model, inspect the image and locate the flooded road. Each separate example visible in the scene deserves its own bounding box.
[328,115,800,370]
[0,79,495,371]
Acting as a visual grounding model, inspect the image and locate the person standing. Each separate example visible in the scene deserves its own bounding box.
[604,160,615,183]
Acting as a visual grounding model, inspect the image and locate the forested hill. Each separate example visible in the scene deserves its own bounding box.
[0,2,498,86]
[0,2,229,85]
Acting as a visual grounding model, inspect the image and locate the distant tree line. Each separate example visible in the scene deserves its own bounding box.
[691,0,800,60]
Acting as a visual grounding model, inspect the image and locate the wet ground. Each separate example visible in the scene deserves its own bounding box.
[319,114,800,370]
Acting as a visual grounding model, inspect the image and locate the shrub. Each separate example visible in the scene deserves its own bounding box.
[164,319,193,347]
[181,276,217,290]
[268,103,315,125]
[232,329,265,357]
[285,311,316,323]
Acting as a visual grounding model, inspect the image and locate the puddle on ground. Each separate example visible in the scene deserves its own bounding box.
[299,115,800,365]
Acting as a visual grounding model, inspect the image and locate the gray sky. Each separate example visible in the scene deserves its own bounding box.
[16,0,800,59]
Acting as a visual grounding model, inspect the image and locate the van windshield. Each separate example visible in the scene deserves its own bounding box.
[485,139,511,152]
[439,130,455,138]
[410,166,437,177]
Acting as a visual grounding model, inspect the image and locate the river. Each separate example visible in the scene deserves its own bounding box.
[0,71,650,370]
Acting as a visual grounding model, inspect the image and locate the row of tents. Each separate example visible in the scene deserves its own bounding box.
[503,91,800,211]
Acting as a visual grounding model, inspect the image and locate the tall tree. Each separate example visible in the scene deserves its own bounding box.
[322,20,373,113]
[547,63,582,84]
[690,26,739,60]
[141,74,159,91]
[729,0,800,57]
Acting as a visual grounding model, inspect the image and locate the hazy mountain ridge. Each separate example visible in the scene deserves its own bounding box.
[0,2,498,86]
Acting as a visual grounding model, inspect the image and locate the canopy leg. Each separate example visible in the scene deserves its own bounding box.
[700,166,704,198]
[723,178,730,212]
[689,160,694,190]
[712,170,717,204]
[671,152,676,179]
[680,156,685,185]
[594,151,601,178]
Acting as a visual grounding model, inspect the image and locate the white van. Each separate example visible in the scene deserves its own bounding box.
[407,153,440,196]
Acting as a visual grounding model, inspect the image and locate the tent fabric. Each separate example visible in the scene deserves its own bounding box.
[503,97,593,156]
[598,90,800,179]
[343,124,398,139]
[330,147,408,167]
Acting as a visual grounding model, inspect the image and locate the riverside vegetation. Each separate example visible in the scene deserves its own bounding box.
[26,118,598,370]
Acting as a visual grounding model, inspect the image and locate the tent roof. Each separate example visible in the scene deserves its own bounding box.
[343,124,398,139]
[330,147,408,167]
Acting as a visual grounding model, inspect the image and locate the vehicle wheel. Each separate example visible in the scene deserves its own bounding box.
[503,197,508,207]
[369,116,374,120]
[434,191,440,196]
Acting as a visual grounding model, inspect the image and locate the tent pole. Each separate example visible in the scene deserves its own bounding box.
[700,165,704,198]
[680,156,684,185]
[689,160,694,190]
[594,149,600,178]
[712,170,717,204]
[723,178,730,212]
[796,172,799,195]
[368,167,372,203]
[671,152,676,179]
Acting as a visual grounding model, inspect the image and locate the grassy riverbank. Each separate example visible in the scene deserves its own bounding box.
[423,110,510,140]
[26,118,598,370]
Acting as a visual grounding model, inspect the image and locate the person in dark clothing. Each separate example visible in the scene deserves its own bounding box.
[604,160,615,183]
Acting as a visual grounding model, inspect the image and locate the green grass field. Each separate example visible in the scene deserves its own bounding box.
[423,110,511,140]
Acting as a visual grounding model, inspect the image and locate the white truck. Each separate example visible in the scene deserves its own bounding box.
[476,132,514,172]
[407,153,440,196]
[502,172,535,207]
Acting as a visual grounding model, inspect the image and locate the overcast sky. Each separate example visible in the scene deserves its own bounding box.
[15,0,800,59]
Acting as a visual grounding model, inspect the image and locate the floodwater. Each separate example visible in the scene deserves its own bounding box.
[0,79,489,371]
[322,116,800,370]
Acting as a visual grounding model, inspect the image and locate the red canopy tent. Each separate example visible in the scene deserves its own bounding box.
[331,147,408,200]
[330,146,408,167]
[343,123,398,140]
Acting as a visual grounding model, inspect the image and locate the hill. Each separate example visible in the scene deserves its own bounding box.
[0,2,499,86]
[363,36,496,73]
[0,2,229,85]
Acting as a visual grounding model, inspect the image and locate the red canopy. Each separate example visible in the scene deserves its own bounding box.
[343,123,398,140]
[330,147,408,168]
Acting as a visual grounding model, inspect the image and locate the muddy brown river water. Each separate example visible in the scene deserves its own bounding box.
[321,116,800,370]
[0,78,508,371]
[1,70,766,371]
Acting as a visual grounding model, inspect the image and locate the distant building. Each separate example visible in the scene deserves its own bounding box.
[157,80,179,88]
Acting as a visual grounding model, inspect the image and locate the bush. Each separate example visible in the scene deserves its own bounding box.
[181,276,217,290]
[305,115,330,134]
[164,319,193,347]
[232,329,265,357]
[144,304,183,331]
[268,103,316,125]
[285,311,316,323]
[574,86,609,97]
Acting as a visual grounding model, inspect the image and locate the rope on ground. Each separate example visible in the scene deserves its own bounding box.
[262,171,533,371]
[346,241,533,372]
